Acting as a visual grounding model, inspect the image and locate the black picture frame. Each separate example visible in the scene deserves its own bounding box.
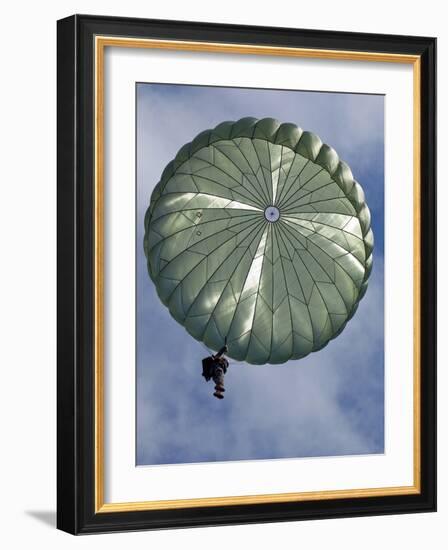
[57,14,436,534]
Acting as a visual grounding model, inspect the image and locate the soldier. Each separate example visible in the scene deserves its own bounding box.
[202,345,229,399]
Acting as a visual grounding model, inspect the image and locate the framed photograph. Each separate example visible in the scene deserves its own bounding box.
[57,14,436,534]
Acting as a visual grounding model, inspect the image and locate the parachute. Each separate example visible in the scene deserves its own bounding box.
[143,117,374,364]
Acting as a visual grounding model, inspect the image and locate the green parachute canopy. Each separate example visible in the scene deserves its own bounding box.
[144,117,374,364]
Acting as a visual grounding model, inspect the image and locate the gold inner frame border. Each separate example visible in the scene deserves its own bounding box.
[94,35,421,513]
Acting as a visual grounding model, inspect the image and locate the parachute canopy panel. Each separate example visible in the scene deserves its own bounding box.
[144,117,374,364]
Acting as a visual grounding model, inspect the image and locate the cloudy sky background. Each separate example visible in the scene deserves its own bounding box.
[136,83,384,466]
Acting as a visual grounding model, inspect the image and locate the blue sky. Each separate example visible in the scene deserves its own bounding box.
[136,83,384,466]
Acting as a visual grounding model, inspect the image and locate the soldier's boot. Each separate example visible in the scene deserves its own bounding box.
[213,390,224,399]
